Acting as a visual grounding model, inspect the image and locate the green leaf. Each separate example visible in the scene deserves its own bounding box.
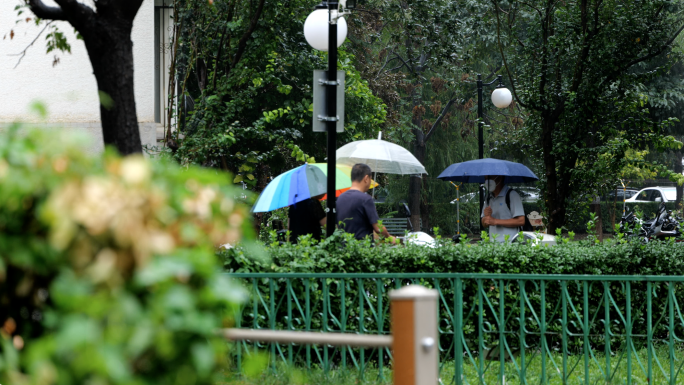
[98,90,115,110]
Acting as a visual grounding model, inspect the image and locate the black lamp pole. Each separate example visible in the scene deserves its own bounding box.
[325,1,338,237]
[477,74,506,232]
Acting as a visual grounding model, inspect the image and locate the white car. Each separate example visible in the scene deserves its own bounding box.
[625,187,677,203]
[516,187,540,203]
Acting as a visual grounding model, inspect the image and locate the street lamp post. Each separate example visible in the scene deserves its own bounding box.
[324,2,338,237]
[476,74,513,231]
[304,1,349,237]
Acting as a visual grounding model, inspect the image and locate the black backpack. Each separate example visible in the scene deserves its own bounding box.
[488,189,534,232]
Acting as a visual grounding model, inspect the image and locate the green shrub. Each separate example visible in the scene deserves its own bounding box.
[223,230,684,276]
[0,126,256,385]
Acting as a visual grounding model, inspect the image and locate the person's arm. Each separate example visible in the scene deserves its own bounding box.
[313,200,327,228]
[483,215,525,227]
[481,206,493,228]
[372,222,391,238]
[372,223,398,244]
[496,190,526,228]
[363,196,398,244]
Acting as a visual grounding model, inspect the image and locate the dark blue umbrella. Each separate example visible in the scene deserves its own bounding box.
[437,158,539,183]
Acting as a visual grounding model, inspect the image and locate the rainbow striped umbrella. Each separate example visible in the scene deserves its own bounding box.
[252,163,377,213]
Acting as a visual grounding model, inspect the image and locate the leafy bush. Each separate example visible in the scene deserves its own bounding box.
[223,230,684,275]
[0,126,256,385]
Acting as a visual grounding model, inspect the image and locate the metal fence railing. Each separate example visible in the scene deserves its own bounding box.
[228,273,684,384]
[225,284,437,385]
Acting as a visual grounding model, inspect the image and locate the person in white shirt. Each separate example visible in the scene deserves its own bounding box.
[481,175,525,242]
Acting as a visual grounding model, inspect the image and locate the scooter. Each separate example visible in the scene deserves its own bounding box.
[620,203,682,243]
[642,203,681,242]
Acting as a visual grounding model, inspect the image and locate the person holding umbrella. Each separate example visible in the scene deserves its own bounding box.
[437,158,538,242]
[287,194,326,243]
[251,163,380,243]
[481,175,525,242]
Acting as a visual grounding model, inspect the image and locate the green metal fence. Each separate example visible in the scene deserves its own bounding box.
[229,273,684,384]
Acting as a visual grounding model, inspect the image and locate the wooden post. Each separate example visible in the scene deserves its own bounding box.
[390,285,439,385]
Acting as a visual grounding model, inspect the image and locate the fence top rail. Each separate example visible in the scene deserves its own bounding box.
[226,272,684,282]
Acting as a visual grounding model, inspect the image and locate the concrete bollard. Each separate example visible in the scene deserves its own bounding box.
[390,285,439,385]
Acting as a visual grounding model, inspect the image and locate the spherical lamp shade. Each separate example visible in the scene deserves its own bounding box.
[303,9,348,51]
[491,87,512,108]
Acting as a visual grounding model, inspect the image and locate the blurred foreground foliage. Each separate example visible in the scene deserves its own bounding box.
[0,125,259,385]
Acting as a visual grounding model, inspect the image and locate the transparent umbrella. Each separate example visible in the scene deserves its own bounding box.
[335,133,427,175]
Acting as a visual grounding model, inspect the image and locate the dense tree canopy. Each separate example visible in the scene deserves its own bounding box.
[162,0,684,234]
[490,0,684,231]
[168,0,388,190]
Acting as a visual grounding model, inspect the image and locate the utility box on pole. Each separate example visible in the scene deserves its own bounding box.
[390,285,439,385]
[312,69,345,132]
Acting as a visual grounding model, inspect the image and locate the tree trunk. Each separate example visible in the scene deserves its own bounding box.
[83,22,142,155]
[408,128,425,231]
[676,150,683,210]
[542,112,564,233]
[420,174,429,232]
[591,200,603,241]
[611,186,617,232]
[27,0,144,156]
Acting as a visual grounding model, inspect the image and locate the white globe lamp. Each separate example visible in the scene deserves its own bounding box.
[491,87,512,109]
[303,9,348,51]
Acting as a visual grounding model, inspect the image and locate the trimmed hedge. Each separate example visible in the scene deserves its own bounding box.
[223,230,684,275]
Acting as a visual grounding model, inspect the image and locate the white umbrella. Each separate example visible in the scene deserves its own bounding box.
[336,132,427,175]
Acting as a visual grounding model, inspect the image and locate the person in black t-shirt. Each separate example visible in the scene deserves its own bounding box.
[336,163,398,244]
[287,194,326,243]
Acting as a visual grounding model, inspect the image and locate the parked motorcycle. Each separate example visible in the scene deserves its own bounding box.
[619,203,683,243]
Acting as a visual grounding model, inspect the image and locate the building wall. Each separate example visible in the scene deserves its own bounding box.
[0,0,157,154]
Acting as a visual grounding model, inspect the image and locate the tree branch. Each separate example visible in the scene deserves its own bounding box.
[374,51,397,79]
[212,24,229,89]
[53,0,94,22]
[88,0,144,21]
[518,0,543,20]
[623,23,684,69]
[492,0,533,110]
[425,95,457,142]
[568,0,594,93]
[230,0,266,71]
[386,63,405,72]
[27,0,67,20]
[9,21,53,69]
[392,51,416,76]
[118,0,145,20]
